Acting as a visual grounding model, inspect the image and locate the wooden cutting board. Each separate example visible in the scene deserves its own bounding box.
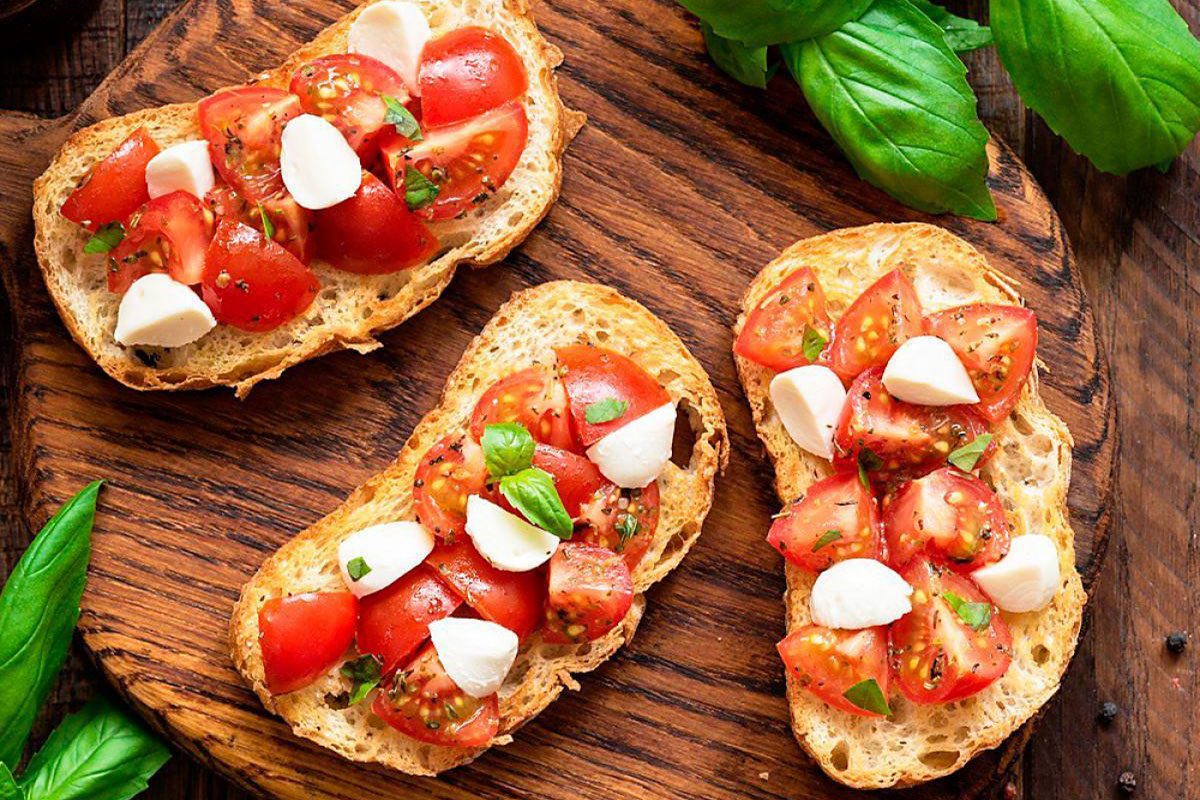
[0,1,1115,798]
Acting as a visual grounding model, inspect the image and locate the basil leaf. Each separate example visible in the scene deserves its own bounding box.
[346,557,371,582]
[499,468,573,539]
[701,22,770,88]
[679,0,873,46]
[812,529,842,552]
[943,590,992,631]
[382,95,422,141]
[842,678,891,716]
[801,325,827,362]
[257,203,275,241]
[991,0,1200,174]
[0,482,101,770]
[784,0,996,220]
[82,223,124,255]
[340,655,383,706]
[947,433,992,472]
[17,694,169,800]
[909,0,992,52]
[857,448,882,490]
[404,167,440,211]
[616,514,640,549]
[584,397,628,425]
[482,422,535,479]
[0,765,22,800]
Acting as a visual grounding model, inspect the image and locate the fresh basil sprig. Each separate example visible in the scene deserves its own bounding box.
[680,0,873,46]
[340,655,383,706]
[701,23,770,89]
[948,433,992,472]
[382,95,422,141]
[943,590,992,631]
[404,168,440,211]
[910,0,992,53]
[83,223,124,255]
[482,422,536,479]
[584,397,628,425]
[499,468,574,539]
[842,677,891,716]
[801,326,827,362]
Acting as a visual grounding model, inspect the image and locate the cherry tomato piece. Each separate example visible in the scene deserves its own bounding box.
[425,537,546,641]
[259,591,358,695]
[313,171,438,274]
[576,481,660,570]
[543,542,634,644]
[555,345,671,448]
[61,128,159,231]
[767,471,883,572]
[413,435,489,540]
[734,268,833,372]
[777,625,891,718]
[468,366,577,452]
[198,87,302,201]
[418,27,528,127]
[356,565,461,673]
[828,269,923,383]
[207,185,314,264]
[291,54,409,156]
[108,190,211,292]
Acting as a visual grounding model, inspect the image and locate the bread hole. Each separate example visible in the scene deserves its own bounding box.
[507,211,524,227]
[671,399,698,470]
[595,330,609,342]
[1032,644,1051,664]
[1011,413,1034,435]
[1029,434,1052,457]
[830,740,850,771]
[926,733,947,744]
[918,750,960,770]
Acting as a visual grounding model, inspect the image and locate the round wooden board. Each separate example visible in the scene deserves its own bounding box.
[0,1,1115,798]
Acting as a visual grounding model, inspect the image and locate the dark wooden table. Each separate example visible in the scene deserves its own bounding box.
[0,1,1195,799]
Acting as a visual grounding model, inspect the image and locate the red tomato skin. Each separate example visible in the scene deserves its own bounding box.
[828,269,924,383]
[766,471,883,572]
[575,480,660,570]
[258,592,358,695]
[468,366,578,452]
[424,537,546,641]
[207,186,315,265]
[290,54,408,156]
[419,27,528,127]
[555,345,672,447]
[777,625,891,718]
[197,87,302,201]
[530,445,606,517]
[543,542,634,645]
[925,304,1038,422]
[61,128,159,231]
[200,220,320,332]
[313,171,438,274]
[108,191,211,292]
[413,435,489,541]
[734,267,834,372]
[882,467,1011,572]
[356,566,462,673]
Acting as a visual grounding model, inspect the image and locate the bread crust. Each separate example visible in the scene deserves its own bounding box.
[732,223,1086,789]
[32,0,582,398]
[230,280,728,775]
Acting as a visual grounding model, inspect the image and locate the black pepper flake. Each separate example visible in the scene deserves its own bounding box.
[1098,701,1118,724]
[1166,631,1188,653]
[1117,771,1136,794]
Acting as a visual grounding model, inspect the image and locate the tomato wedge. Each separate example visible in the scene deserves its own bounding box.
[576,481,660,570]
[828,269,923,383]
[259,592,358,695]
[291,54,409,156]
[891,558,1012,704]
[200,220,319,332]
[356,565,461,672]
[313,171,438,274]
[777,625,890,718]
[766,471,883,572]
[925,304,1038,422]
[413,435,489,540]
[108,191,211,292]
[198,87,302,201]
[468,366,578,451]
[425,537,546,641]
[883,467,1011,572]
[555,345,671,448]
[543,542,634,644]
[418,27,528,127]
[207,186,314,264]
[61,128,159,231]
[734,268,833,372]
[833,367,993,487]
[372,642,499,747]
[529,445,605,517]
[388,101,528,221]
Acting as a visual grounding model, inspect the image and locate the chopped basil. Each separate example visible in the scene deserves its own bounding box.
[382,95,422,140]
[616,514,640,547]
[857,448,882,490]
[404,167,440,211]
[842,678,891,716]
[346,556,371,582]
[499,468,573,539]
[83,222,125,254]
[585,397,628,424]
[481,422,535,479]
[340,655,383,706]
[811,529,842,552]
[258,203,275,241]
[801,325,828,362]
[948,433,993,472]
[943,590,992,631]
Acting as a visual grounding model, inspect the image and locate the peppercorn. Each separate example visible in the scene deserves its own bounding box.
[1098,701,1118,724]
[1166,631,1188,653]
[1117,771,1136,794]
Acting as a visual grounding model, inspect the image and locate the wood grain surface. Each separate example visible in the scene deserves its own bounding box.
[0,0,1175,797]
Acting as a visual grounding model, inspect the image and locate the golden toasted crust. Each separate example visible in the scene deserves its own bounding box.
[230,280,728,775]
[32,0,582,397]
[732,223,1086,789]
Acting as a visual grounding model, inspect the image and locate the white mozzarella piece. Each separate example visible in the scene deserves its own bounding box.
[145,140,215,199]
[280,115,362,210]
[971,534,1060,612]
[465,495,559,572]
[348,0,430,95]
[428,617,519,698]
[114,273,216,348]
[585,402,676,489]
[769,365,847,460]
[882,335,980,406]
[337,521,435,598]
[810,559,914,629]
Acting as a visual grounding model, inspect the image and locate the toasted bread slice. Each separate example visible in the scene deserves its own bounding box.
[733,223,1086,789]
[32,0,581,398]
[230,280,728,775]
